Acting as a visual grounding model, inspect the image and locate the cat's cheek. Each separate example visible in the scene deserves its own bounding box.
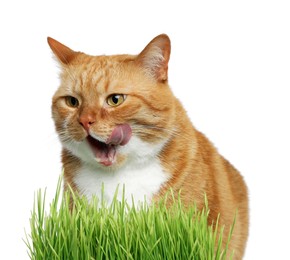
[118,136,166,164]
[60,114,87,142]
[63,140,96,164]
[68,128,87,142]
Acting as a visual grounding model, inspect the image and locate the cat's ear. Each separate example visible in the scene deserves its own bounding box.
[47,37,78,65]
[137,34,171,82]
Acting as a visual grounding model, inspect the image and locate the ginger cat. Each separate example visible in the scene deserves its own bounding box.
[48,34,248,259]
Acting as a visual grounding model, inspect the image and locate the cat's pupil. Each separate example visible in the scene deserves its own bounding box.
[112,95,119,104]
[66,96,79,107]
[107,94,125,107]
[71,97,77,106]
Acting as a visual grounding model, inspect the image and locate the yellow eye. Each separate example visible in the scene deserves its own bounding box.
[107,94,125,107]
[65,96,79,108]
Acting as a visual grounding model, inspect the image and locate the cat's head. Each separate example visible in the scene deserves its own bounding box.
[48,34,175,169]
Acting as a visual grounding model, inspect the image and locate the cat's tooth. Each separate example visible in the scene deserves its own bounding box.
[108,147,116,162]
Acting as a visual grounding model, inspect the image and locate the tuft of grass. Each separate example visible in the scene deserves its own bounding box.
[25,178,233,260]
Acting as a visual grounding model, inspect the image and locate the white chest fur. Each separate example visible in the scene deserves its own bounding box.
[74,157,168,207]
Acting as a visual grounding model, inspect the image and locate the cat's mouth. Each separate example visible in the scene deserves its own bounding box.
[86,124,132,166]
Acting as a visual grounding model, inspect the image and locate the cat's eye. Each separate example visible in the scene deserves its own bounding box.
[107,94,125,107]
[65,96,79,108]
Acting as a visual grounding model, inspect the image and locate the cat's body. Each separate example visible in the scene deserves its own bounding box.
[48,34,248,259]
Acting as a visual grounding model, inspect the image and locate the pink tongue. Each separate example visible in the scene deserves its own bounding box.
[106,124,132,146]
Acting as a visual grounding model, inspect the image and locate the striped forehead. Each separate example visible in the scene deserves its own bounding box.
[75,59,116,95]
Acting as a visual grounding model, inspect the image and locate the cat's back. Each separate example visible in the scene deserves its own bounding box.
[157,98,248,259]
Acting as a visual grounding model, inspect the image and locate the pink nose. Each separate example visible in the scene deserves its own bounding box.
[79,115,95,132]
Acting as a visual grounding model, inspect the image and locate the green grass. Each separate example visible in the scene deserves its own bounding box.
[25,178,234,260]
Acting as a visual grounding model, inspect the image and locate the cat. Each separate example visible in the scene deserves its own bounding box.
[48,34,248,259]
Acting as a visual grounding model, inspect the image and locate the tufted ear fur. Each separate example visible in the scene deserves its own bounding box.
[137,34,171,82]
[47,37,79,65]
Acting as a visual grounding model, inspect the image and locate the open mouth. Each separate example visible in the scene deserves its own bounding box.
[86,124,132,166]
[87,136,117,166]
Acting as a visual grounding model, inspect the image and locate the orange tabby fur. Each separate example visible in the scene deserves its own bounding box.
[48,34,248,259]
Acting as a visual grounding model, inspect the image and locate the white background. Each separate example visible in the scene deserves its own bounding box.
[1,1,289,259]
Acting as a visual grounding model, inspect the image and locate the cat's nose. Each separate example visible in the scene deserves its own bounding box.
[79,115,95,132]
